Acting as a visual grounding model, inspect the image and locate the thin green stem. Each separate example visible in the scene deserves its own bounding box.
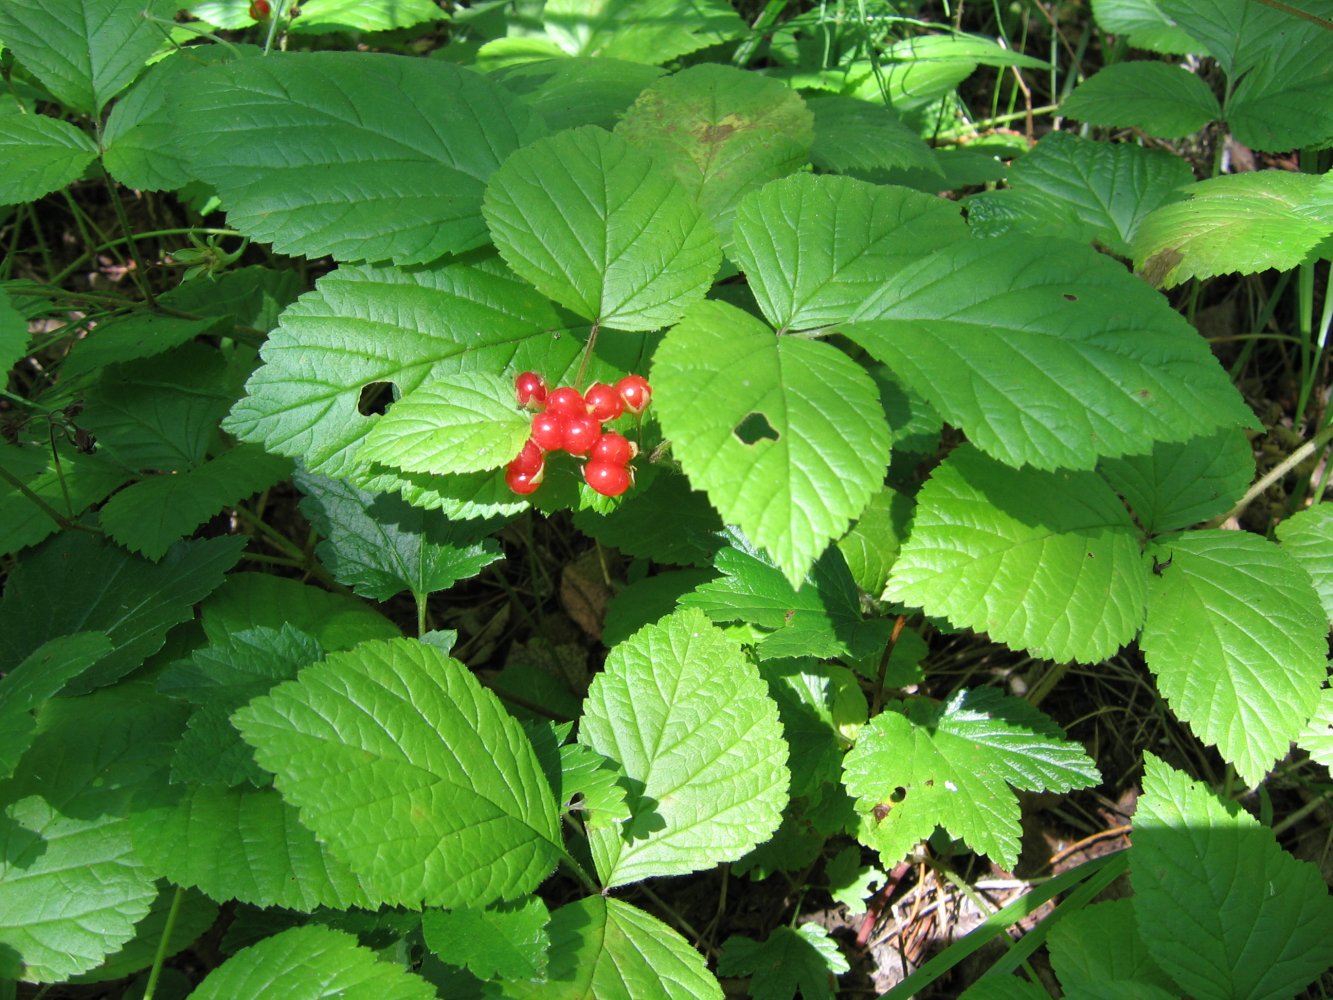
[100,167,156,308]
[559,848,599,895]
[142,885,184,1000]
[415,592,428,637]
[50,227,243,288]
[0,457,98,534]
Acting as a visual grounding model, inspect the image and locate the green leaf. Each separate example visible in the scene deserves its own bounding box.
[60,312,224,379]
[557,742,631,830]
[357,371,532,477]
[0,533,245,692]
[964,132,1193,256]
[1061,62,1221,138]
[157,264,303,334]
[1298,686,1333,771]
[825,846,884,916]
[288,0,445,33]
[191,925,435,1000]
[129,782,374,910]
[1140,530,1328,786]
[807,96,941,177]
[837,486,913,597]
[178,53,544,264]
[0,441,129,557]
[882,32,1051,71]
[761,658,866,801]
[223,259,572,480]
[491,57,664,133]
[602,570,718,647]
[1133,171,1333,289]
[421,897,550,983]
[540,0,745,64]
[1090,0,1204,54]
[234,637,563,908]
[0,287,26,373]
[1047,899,1177,995]
[0,0,177,115]
[1099,428,1253,534]
[1132,753,1333,999]
[885,446,1149,663]
[842,688,1101,868]
[482,125,721,331]
[0,105,97,207]
[580,608,789,888]
[843,236,1258,471]
[718,923,849,1000]
[615,64,813,248]
[100,445,292,560]
[572,471,723,566]
[71,884,219,984]
[0,685,187,982]
[731,174,967,333]
[296,468,504,602]
[200,572,400,651]
[501,896,723,999]
[0,633,111,782]
[653,300,892,586]
[1277,502,1333,625]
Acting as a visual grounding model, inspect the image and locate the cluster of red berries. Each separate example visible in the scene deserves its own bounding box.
[505,372,651,498]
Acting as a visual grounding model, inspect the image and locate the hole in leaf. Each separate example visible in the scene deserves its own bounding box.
[890,786,907,803]
[733,411,779,445]
[1063,292,1078,301]
[358,381,396,416]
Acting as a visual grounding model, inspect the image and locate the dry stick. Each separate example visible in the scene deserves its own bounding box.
[871,615,908,717]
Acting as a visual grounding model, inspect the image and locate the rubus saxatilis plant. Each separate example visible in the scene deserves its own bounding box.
[1,0,1331,997]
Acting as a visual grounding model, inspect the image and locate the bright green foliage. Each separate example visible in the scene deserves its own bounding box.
[615,64,813,247]
[0,533,244,692]
[731,174,966,332]
[490,58,665,132]
[0,633,111,781]
[718,923,849,1000]
[1277,502,1333,624]
[0,104,98,206]
[1134,171,1333,288]
[1099,428,1254,534]
[1132,754,1333,999]
[483,126,721,331]
[1299,687,1333,770]
[0,0,177,115]
[73,886,217,984]
[807,96,941,177]
[200,572,400,650]
[1140,530,1327,785]
[422,897,550,982]
[0,685,187,982]
[965,132,1193,256]
[502,896,724,999]
[295,469,504,602]
[100,445,291,559]
[837,486,913,596]
[289,0,446,33]
[557,742,631,829]
[1061,62,1220,137]
[358,372,533,477]
[762,659,866,801]
[191,925,436,1000]
[885,446,1148,663]
[580,609,789,887]
[654,300,891,585]
[179,54,544,264]
[223,260,570,479]
[1089,0,1202,54]
[825,845,884,916]
[234,637,563,907]
[842,688,1101,869]
[1047,899,1177,998]
[539,0,746,64]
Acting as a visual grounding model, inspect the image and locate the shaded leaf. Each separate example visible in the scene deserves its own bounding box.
[808,96,941,177]
[0,104,98,207]
[1047,899,1177,995]
[825,846,884,916]
[199,572,400,651]
[1061,62,1220,138]
[421,897,549,983]
[718,923,849,1000]
[491,57,664,132]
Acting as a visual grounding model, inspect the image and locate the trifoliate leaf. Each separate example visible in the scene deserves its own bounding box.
[1277,503,1333,625]
[825,846,885,916]
[190,925,435,1000]
[483,126,721,331]
[1140,530,1327,786]
[1298,686,1333,771]
[557,742,631,829]
[178,54,544,264]
[732,174,966,333]
[615,64,813,248]
[580,609,789,888]
[842,688,1101,868]
[1099,428,1254,534]
[200,572,400,652]
[1134,171,1333,289]
[653,300,891,586]
[844,236,1258,471]
[1132,753,1333,999]
[0,104,98,207]
[421,897,550,983]
[501,897,723,999]
[1061,62,1221,138]
[1047,899,1177,996]
[295,468,504,601]
[223,259,572,480]
[540,0,745,65]
[717,923,849,1000]
[234,637,562,908]
[807,95,941,177]
[884,446,1149,663]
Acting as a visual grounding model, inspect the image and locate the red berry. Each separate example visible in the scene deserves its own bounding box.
[561,413,602,455]
[530,411,564,451]
[545,386,585,417]
[584,460,631,497]
[584,382,624,422]
[616,375,651,415]
[249,0,270,18]
[509,439,544,475]
[591,432,636,466]
[506,464,543,495]
[515,371,547,410]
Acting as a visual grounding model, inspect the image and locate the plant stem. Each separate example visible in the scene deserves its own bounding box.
[871,615,907,716]
[574,321,600,392]
[142,885,184,1000]
[1208,422,1333,527]
[100,167,157,308]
